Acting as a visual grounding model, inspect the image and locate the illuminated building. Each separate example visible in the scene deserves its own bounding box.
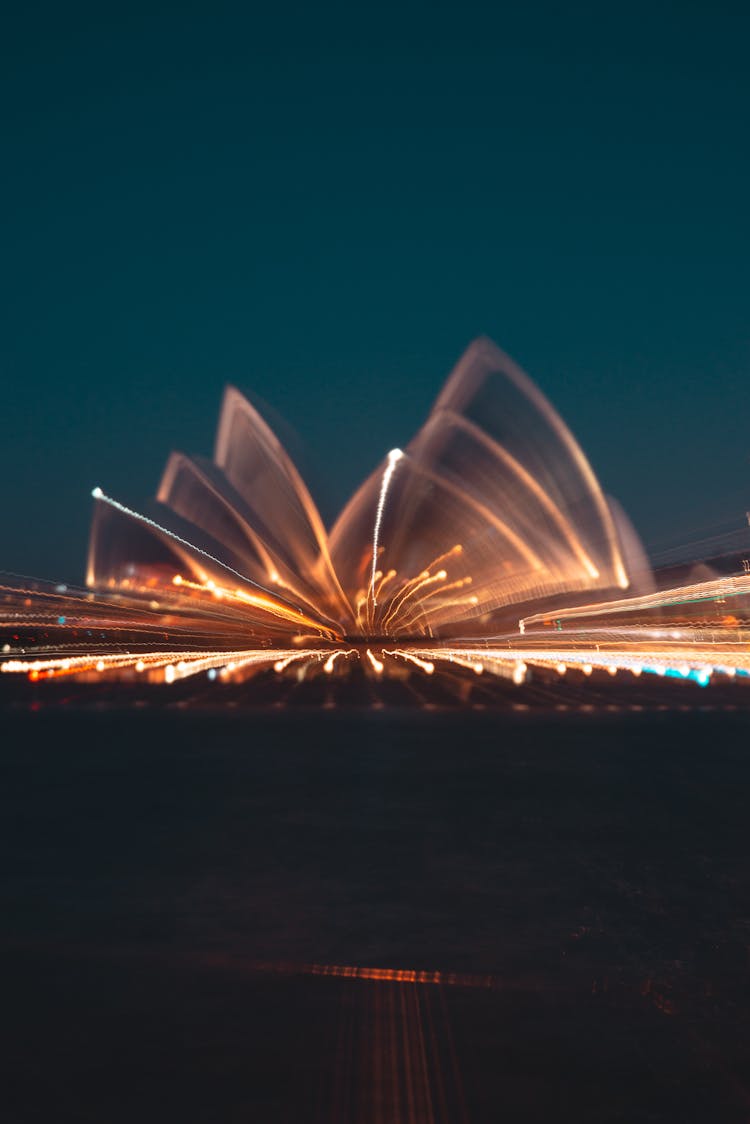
[3,338,750,691]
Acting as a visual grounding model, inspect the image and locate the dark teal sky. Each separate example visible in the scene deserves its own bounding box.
[2,1,749,581]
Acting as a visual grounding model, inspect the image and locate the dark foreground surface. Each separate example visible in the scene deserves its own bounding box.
[2,704,750,1122]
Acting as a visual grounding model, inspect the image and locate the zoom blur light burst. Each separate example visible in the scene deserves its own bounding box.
[3,338,750,693]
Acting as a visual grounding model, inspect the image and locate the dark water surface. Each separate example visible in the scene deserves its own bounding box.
[2,708,749,1122]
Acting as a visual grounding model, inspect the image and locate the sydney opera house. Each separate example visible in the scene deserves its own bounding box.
[4,340,750,1124]
[2,337,750,696]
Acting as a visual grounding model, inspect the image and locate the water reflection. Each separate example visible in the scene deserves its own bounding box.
[2,710,750,1121]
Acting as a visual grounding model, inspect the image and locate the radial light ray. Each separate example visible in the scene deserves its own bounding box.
[3,337,750,694]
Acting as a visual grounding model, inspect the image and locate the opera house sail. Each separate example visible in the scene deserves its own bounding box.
[2,338,750,689]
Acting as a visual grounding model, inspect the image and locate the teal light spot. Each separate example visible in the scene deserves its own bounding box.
[57,616,66,625]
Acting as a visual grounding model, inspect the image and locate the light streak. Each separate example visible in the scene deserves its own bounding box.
[1,646,345,683]
[520,571,750,631]
[438,411,602,579]
[392,575,473,633]
[91,487,287,605]
[236,960,500,989]
[381,570,448,634]
[3,338,750,697]
[89,487,339,638]
[324,649,356,673]
[383,649,435,674]
[171,574,339,635]
[368,448,404,611]
[366,648,384,675]
[211,386,356,626]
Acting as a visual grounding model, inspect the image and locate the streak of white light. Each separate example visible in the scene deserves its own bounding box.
[369,450,404,607]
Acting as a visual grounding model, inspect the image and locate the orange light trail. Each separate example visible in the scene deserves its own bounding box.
[3,337,750,695]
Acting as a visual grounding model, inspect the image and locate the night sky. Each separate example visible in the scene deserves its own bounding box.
[2,1,749,582]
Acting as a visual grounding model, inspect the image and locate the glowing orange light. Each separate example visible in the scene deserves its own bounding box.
[2,337,750,692]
